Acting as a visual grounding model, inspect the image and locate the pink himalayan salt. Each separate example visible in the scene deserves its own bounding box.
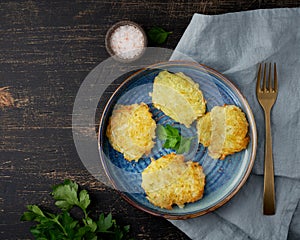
[110,25,145,60]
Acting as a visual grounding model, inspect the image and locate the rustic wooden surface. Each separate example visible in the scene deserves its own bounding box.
[1,1,300,239]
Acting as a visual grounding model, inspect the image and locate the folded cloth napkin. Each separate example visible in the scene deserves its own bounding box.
[170,8,300,240]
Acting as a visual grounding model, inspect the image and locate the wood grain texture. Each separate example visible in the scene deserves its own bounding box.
[1,0,300,239]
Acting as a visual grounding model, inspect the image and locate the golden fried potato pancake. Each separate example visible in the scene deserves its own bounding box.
[151,71,206,128]
[106,103,156,161]
[196,112,211,147]
[141,153,205,209]
[197,105,249,160]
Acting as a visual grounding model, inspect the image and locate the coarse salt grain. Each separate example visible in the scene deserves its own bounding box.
[110,25,145,60]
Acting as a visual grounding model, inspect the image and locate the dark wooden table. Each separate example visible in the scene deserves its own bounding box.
[1,1,300,239]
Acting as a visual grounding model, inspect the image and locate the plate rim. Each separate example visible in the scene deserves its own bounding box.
[98,60,257,219]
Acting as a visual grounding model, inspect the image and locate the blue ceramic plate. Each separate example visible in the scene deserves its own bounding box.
[98,61,257,219]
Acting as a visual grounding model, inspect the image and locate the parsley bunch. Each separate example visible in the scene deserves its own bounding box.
[21,179,132,240]
[156,124,193,154]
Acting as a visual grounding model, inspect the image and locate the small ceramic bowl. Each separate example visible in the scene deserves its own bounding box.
[105,21,147,62]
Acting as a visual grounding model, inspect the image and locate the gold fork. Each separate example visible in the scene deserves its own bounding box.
[256,63,278,215]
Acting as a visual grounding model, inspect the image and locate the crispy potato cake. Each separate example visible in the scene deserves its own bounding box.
[106,103,156,161]
[141,153,205,209]
[151,71,206,128]
[196,112,212,147]
[197,105,249,160]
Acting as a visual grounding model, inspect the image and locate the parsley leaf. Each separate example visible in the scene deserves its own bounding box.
[51,179,79,211]
[177,137,193,154]
[97,213,113,232]
[147,26,172,44]
[157,124,193,153]
[156,124,168,140]
[21,179,132,240]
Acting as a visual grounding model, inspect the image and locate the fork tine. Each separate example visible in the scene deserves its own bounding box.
[273,63,278,92]
[268,63,272,91]
[262,63,267,91]
[256,63,262,92]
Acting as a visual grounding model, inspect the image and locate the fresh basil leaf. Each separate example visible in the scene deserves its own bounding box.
[147,26,172,44]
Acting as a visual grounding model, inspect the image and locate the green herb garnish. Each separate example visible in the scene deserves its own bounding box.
[21,179,132,240]
[157,124,193,154]
[147,27,172,44]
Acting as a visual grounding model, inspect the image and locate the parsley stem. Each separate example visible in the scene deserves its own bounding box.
[52,218,68,237]
[80,207,89,224]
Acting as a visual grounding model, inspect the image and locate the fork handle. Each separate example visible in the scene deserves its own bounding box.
[263,108,276,215]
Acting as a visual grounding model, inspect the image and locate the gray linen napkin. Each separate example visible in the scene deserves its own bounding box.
[170,8,300,240]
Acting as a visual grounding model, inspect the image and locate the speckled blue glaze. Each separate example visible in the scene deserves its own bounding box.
[99,62,256,218]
